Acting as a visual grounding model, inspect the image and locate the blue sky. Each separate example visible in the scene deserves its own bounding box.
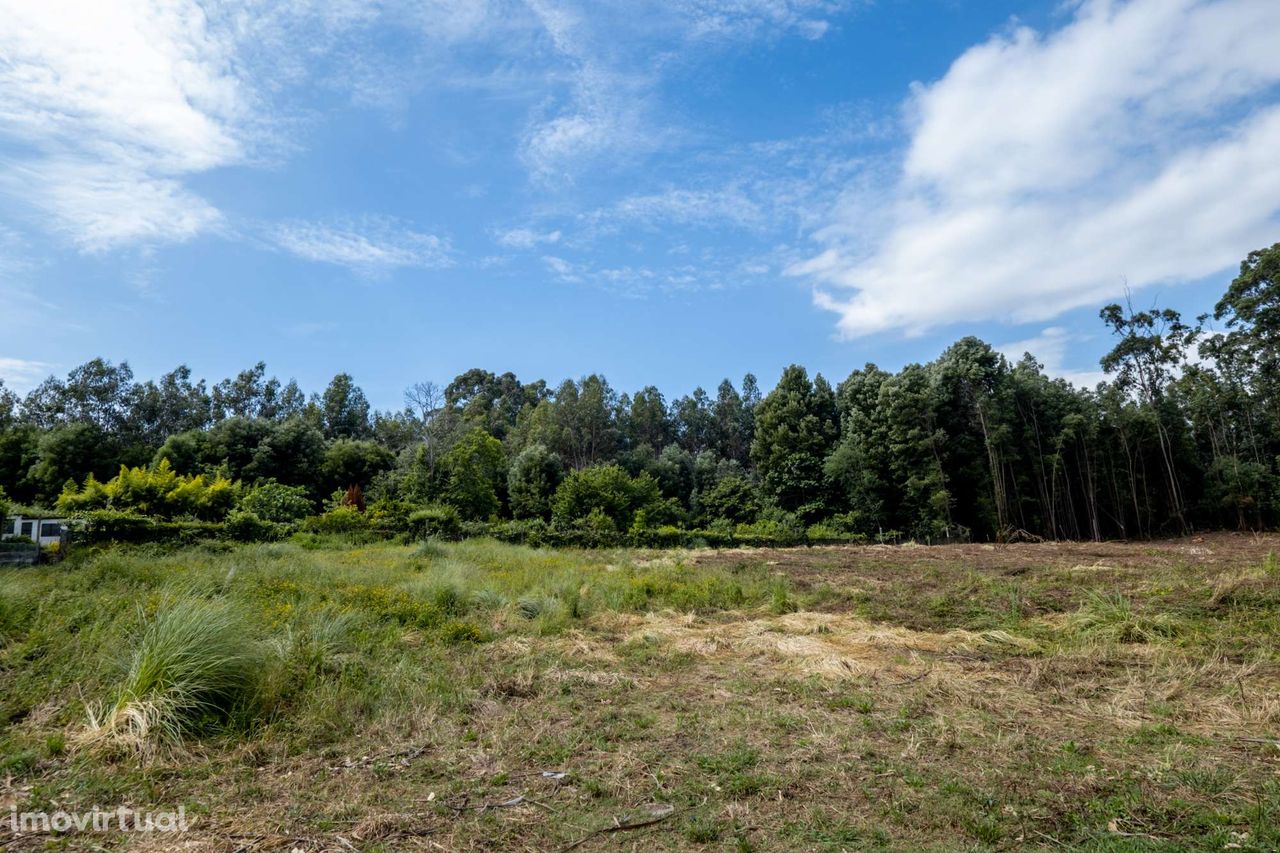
[2,0,1279,408]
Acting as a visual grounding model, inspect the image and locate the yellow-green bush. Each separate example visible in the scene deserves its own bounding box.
[57,459,239,521]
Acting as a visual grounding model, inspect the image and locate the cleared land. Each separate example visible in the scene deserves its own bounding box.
[2,534,1279,850]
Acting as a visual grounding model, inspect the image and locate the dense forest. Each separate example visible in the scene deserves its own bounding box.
[2,243,1278,544]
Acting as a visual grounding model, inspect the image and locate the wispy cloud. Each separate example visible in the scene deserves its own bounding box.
[4,161,226,251]
[793,0,1280,337]
[0,0,255,248]
[517,0,855,182]
[0,0,507,251]
[996,327,1107,389]
[0,357,54,393]
[597,187,770,232]
[0,0,859,256]
[517,2,664,183]
[269,217,452,275]
[495,227,562,249]
[577,107,882,238]
[540,249,768,295]
[672,0,849,41]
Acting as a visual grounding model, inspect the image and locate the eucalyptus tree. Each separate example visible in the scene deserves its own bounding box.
[1100,303,1197,533]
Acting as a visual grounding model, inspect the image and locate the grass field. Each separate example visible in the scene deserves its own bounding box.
[2,535,1279,850]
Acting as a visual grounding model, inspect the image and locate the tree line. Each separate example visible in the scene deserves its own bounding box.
[2,242,1278,543]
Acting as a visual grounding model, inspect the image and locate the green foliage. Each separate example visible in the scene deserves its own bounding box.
[407,504,463,541]
[77,510,223,545]
[249,418,326,487]
[27,423,119,500]
[443,428,506,520]
[6,242,1280,543]
[240,479,313,523]
[806,522,867,542]
[57,459,239,520]
[735,508,806,546]
[321,439,394,493]
[697,474,759,524]
[551,464,662,530]
[507,443,563,520]
[320,373,372,439]
[300,507,372,537]
[1214,242,1280,387]
[750,365,837,521]
[151,429,207,475]
[364,497,415,536]
[224,510,288,543]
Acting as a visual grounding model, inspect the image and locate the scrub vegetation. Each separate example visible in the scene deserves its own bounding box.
[2,534,1278,849]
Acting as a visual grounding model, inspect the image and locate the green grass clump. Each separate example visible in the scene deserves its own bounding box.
[82,597,264,754]
[1068,591,1182,643]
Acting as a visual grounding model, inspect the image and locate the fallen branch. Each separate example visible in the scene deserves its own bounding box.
[329,743,430,771]
[560,804,678,851]
[443,794,533,813]
[885,669,931,687]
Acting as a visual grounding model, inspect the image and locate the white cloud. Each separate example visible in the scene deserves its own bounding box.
[0,0,501,250]
[673,0,846,41]
[496,227,562,248]
[4,161,225,251]
[0,0,256,248]
[0,0,861,253]
[517,0,853,181]
[270,217,452,275]
[601,187,769,231]
[0,357,54,393]
[541,250,760,294]
[795,0,1280,337]
[996,327,1107,389]
[518,61,664,182]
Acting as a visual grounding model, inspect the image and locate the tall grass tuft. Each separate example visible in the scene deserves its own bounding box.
[1069,591,1180,644]
[80,598,264,755]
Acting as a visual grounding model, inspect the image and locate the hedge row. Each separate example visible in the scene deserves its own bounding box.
[67,507,875,549]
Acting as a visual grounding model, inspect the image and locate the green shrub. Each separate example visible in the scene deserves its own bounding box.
[407,504,463,541]
[487,518,551,546]
[697,474,759,524]
[442,428,506,520]
[460,520,494,539]
[58,459,239,521]
[239,480,313,523]
[551,465,663,530]
[79,509,155,541]
[224,510,288,543]
[805,522,867,543]
[301,507,372,537]
[508,444,563,520]
[737,509,805,546]
[366,498,416,537]
[76,510,223,545]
